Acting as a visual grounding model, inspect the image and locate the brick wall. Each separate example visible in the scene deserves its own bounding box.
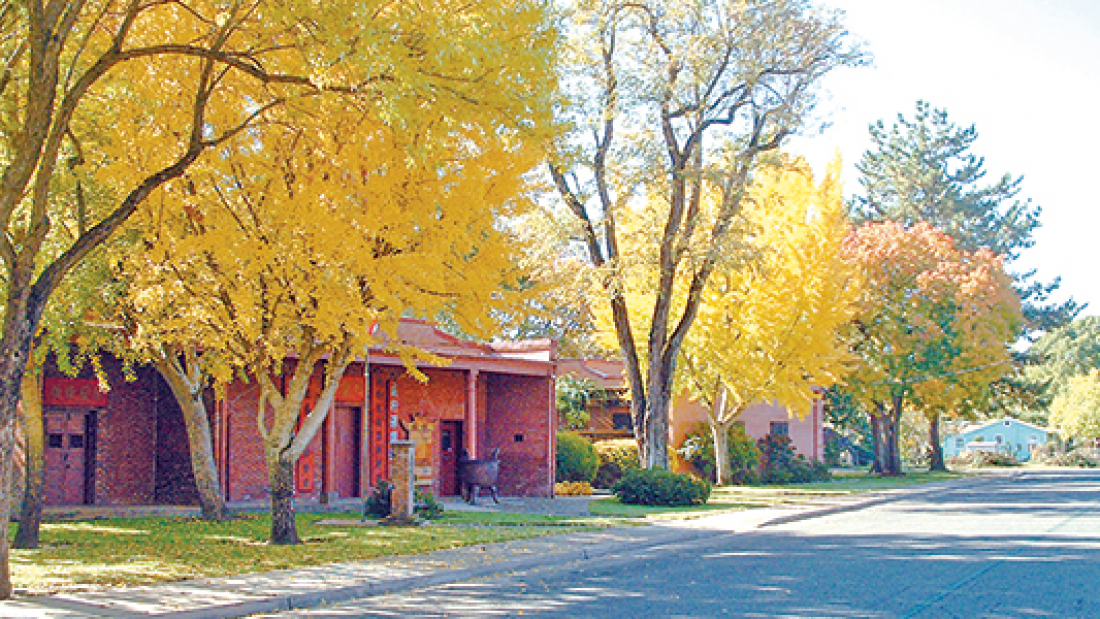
[221,363,368,503]
[42,360,201,507]
[94,366,158,506]
[484,373,553,497]
[222,380,269,502]
[394,368,466,422]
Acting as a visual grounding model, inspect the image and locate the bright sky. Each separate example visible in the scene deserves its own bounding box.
[787,0,1100,315]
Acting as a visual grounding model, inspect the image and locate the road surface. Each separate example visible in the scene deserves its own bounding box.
[264,470,1100,617]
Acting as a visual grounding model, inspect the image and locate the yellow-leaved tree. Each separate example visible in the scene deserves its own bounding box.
[677,157,860,484]
[550,0,863,469]
[127,95,551,544]
[0,0,555,594]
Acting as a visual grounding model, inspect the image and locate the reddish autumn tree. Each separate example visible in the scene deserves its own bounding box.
[843,222,1022,475]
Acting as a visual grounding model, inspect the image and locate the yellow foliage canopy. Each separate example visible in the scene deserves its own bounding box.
[593,156,861,422]
[680,157,861,422]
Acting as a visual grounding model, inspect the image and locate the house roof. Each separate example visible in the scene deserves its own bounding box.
[367,319,556,377]
[556,358,626,390]
[953,417,1049,437]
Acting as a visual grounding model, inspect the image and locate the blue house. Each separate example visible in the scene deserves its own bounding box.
[942,417,1050,462]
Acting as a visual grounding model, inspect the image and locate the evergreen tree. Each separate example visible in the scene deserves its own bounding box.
[853,100,1080,331]
[854,101,1037,258]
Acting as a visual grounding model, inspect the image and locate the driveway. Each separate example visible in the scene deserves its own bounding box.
[268,469,1100,617]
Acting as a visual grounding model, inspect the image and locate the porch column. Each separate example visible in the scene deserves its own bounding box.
[466,369,479,458]
[322,414,335,502]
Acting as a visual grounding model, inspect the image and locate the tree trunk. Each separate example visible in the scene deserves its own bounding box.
[631,395,648,468]
[888,394,905,475]
[154,354,227,521]
[711,420,732,486]
[14,369,44,549]
[268,455,300,545]
[0,290,42,599]
[928,411,947,472]
[870,398,904,477]
[644,368,672,470]
[0,418,14,600]
[870,407,888,474]
[258,351,353,544]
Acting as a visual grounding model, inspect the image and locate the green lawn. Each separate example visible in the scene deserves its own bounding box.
[590,469,966,520]
[9,511,592,595]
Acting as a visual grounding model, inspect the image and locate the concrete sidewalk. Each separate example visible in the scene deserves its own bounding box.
[0,477,983,618]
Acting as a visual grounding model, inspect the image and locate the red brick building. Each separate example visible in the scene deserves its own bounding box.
[35,321,557,507]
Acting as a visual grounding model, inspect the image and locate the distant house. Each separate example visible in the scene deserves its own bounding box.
[942,417,1049,462]
[556,358,825,465]
[669,394,826,467]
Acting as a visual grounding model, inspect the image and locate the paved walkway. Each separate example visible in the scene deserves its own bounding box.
[0,480,980,618]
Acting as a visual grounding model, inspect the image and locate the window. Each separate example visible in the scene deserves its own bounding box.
[995,434,1004,445]
[955,437,965,449]
[612,413,633,431]
[770,422,789,437]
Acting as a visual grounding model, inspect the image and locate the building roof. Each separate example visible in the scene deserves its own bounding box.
[951,417,1049,437]
[556,358,626,390]
[368,319,556,377]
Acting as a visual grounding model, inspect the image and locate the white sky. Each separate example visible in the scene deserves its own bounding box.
[786,0,1100,314]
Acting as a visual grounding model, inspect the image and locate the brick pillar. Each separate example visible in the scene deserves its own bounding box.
[466,370,479,458]
[385,440,415,524]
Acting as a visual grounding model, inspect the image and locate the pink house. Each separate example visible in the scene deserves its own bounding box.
[668,395,825,472]
[557,358,825,466]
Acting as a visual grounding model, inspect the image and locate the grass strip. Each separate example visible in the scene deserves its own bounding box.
[9,510,587,595]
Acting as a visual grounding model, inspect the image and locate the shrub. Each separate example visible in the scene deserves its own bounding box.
[556,431,599,483]
[1048,450,1100,467]
[950,450,1020,468]
[612,468,711,506]
[757,433,831,484]
[593,439,641,488]
[555,481,594,496]
[675,422,760,485]
[362,480,445,520]
[362,480,394,519]
[415,489,445,519]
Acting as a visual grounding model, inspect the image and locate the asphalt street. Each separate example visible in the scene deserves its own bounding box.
[260,470,1100,618]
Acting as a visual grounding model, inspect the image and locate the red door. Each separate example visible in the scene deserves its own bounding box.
[368,378,390,487]
[332,405,362,498]
[44,410,90,505]
[440,421,463,496]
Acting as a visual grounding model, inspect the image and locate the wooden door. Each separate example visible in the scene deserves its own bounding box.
[332,405,362,498]
[440,421,463,496]
[368,378,390,487]
[44,410,91,505]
